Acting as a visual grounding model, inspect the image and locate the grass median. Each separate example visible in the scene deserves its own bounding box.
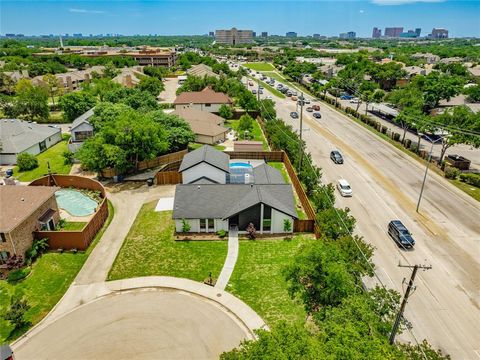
[247,75,285,99]
[244,62,276,71]
[108,202,228,282]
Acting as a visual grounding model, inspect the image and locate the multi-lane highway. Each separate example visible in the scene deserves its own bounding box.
[243,67,480,359]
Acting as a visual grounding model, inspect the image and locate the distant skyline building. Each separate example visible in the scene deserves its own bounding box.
[372,27,381,38]
[415,28,421,37]
[215,28,253,45]
[313,33,321,39]
[384,27,404,38]
[340,31,356,39]
[261,31,268,37]
[431,28,449,38]
[252,31,256,37]
[285,31,297,38]
[399,30,418,38]
[208,31,214,37]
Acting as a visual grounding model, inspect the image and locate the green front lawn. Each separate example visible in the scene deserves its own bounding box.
[13,140,72,182]
[226,119,269,150]
[228,236,313,326]
[0,201,114,342]
[58,221,87,231]
[189,143,226,151]
[244,62,276,72]
[108,203,228,282]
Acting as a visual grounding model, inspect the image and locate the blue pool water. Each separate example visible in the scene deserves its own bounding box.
[55,189,98,217]
[230,162,253,168]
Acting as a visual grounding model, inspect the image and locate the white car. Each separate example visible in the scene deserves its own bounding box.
[337,179,353,197]
[350,98,361,104]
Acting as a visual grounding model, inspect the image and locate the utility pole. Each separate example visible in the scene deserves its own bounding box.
[416,135,443,213]
[257,78,260,102]
[389,263,432,345]
[298,90,304,170]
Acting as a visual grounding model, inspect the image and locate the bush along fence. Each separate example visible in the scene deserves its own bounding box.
[29,175,109,251]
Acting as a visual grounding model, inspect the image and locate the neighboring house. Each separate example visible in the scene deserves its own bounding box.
[0,185,60,263]
[0,119,62,165]
[173,87,232,113]
[172,108,228,145]
[112,66,145,88]
[69,108,95,152]
[32,66,105,93]
[173,145,297,234]
[186,64,219,79]
[4,70,30,83]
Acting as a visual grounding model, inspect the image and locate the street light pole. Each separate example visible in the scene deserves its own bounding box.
[416,135,443,213]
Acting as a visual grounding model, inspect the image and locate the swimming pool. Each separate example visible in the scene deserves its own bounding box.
[55,189,98,217]
[230,162,253,168]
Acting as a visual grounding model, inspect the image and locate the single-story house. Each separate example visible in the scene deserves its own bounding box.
[186,64,219,79]
[172,108,228,145]
[112,66,146,88]
[0,119,62,165]
[173,87,232,113]
[0,185,60,263]
[69,108,95,152]
[173,145,297,234]
[32,66,104,93]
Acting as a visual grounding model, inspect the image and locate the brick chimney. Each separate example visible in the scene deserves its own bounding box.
[125,74,133,88]
[66,76,74,91]
[84,73,90,83]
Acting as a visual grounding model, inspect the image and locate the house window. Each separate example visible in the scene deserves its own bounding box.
[200,219,206,231]
[74,130,93,141]
[208,219,215,232]
[0,233,6,242]
[0,251,10,264]
[39,140,47,152]
[205,103,211,107]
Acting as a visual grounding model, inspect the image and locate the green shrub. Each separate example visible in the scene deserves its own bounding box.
[216,229,227,238]
[444,167,460,179]
[17,153,38,171]
[393,133,401,142]
[7,268,31,283]
[404,139,412,148]
[181,218,191,232]
[283,219,292,232]
[63,150,74,165]
[459,173,480,187]
[381,125,388,134]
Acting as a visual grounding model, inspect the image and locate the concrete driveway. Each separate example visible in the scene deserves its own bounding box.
[13,286,255,360]
[158,77,180,103]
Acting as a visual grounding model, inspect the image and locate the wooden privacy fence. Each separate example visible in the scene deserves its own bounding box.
[156,171,182,185]
[294,219,315,233]
[225,151,284,162]
[29,175,109,251]
[100,149,188,178]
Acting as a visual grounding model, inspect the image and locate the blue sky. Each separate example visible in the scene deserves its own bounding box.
[1,0,479,38]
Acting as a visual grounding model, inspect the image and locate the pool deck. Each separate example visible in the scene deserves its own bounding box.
[59,208,94,222]
[229,159,265,167]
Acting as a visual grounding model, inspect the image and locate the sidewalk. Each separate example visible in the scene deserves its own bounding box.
[215,228,239,290]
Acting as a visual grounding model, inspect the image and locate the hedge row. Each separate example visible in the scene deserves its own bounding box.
[459,173,480,187]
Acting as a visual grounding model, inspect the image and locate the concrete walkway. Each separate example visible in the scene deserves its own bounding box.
[215,228,239,290]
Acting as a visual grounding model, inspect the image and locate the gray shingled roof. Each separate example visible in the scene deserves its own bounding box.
[70,108,94,131]
[253,163,285,184]
[0,119,61,154]
[172,184,297,220]
[179,145,230,173]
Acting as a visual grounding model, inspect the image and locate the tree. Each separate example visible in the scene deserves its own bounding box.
[316,207,356,240]
[17,152,38,171]
[433,106,480,163]
[238,114,254,134]
[219,104,233,119]
[138,76,165,97]
[311,184,335,212]
[259,99,276,120]
[147,111,195,151]
[14,79,49,120]
[59,91,96,121]
[42,73,63,109]
[0,71,16,94]
[103,62,119,78]
[4,296,31,330]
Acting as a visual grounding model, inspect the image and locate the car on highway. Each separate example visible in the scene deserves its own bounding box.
[350,98,361,104]
[312,104,320,111]
[248,81,253,86]
[290,112,299,119]
[258,89,263,94]
[292,91,298,96]
[276,84,283,90]
[306,107,314,112]
[313,112,322,119]
[337,179,353,197]
[388,220,416,249]
[291,96,298,101]
[340,94,354,100]
[330,150,344,164]
[252,89,257,94]
[286,91,293,97]
[259,85,264,90]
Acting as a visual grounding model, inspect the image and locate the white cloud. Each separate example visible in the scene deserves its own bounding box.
[69,8,105,14]
[359,9,365,13]
[371,0,445,5]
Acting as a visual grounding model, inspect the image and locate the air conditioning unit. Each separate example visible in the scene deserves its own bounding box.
[244,173,253,184]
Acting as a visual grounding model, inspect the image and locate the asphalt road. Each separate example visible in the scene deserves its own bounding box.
[246,73,480,359]
[14,289,251,360]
